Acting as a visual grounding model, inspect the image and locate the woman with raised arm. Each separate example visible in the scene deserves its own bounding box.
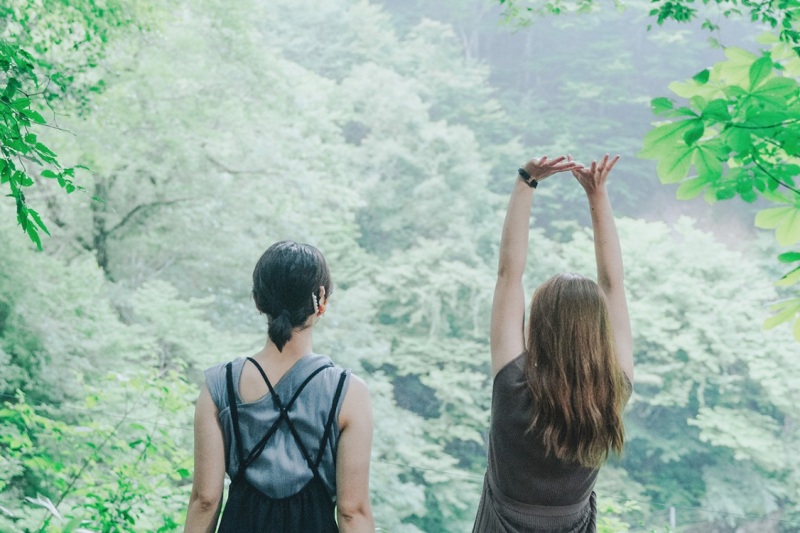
[185,241,374,533]
[473,155,634,533]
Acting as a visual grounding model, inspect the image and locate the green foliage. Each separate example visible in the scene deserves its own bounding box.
[0,40,83,249]
[498,0,800,50]
[639,41,800,340]
[0,372,193,532]
[0,0,159,249]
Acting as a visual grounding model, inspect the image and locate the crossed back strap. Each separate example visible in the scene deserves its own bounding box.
[225,358,348,483]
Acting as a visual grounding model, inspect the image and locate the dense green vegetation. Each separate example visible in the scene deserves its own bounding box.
[1,0,799,531]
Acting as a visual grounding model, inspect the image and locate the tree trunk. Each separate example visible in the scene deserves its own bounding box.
[91,180,113,281]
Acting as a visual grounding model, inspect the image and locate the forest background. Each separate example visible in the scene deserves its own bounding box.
[1,0,799,531]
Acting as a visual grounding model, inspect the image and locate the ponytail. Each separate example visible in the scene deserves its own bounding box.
[268,309,294,352]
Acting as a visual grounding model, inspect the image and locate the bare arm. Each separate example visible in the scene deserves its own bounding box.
[570,154,634,381]
[184,386,226,533]
[335,376,374,533]
[491,156,581,376]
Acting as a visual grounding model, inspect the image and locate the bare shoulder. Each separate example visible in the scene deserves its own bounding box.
[339,373,371,429]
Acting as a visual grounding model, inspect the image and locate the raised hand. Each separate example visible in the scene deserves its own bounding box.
[522,155,583,182]
[568,154,620,194]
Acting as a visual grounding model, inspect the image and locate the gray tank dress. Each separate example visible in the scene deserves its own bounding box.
[473,354,631,533]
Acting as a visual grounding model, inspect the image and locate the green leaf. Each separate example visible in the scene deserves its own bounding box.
[741,189,758,203]
[746,110,792,128]
[689,95,707,112]
[702,99,731,122]
[651,97,674,116]
[25,224,42,251]
[3,78,21,99]
[693,69,710,84]
[724,85,748,98]
[716,188,736,200]
[34,142,56,157]
[40,169,58,178]
[755,206,794,229]
[751,77,798,99]
[21,109,45,125]
[777,252,800,263]
[27,208,50,236]
[776,209,800,246]
[776,266,800,287]
[640,120,695,158]
[764,299,800,329]
[756,206,800,245]
[724,127,752,153]
[693,146,723,179]
[749,56,774,90]
[676,177,707,199]
[657,147,695,184]
[11,97,30,110]
[683,121,705,145]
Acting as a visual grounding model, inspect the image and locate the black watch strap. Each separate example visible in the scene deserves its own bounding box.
[518,167,538,188]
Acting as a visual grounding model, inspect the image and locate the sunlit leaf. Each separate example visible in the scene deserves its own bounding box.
[751,76,799,98]
[764,298,800,329]
[676,177,707,199]
[657,147,695,183]
[776,209,800,245]
[749,56,774,90]
[755,206,794,229]
[639,120,695,158]
[693,145,723,180]
[775,266,800,287]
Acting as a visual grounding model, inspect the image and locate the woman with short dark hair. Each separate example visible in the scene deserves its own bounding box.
[474,155,634,532]
[185,241,374,532]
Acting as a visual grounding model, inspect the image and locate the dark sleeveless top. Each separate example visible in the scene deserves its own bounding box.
[473,354,632,533]
[205,354,350,532]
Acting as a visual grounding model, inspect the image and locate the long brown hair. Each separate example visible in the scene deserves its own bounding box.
[525,272,627,468]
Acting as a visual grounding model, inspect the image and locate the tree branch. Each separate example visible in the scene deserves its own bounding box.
[753,158,800,196]
[204,150,267,175]
[731,118,800,130]
[107,197,195,237]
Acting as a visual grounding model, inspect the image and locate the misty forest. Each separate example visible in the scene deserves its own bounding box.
[2,0,800,531]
